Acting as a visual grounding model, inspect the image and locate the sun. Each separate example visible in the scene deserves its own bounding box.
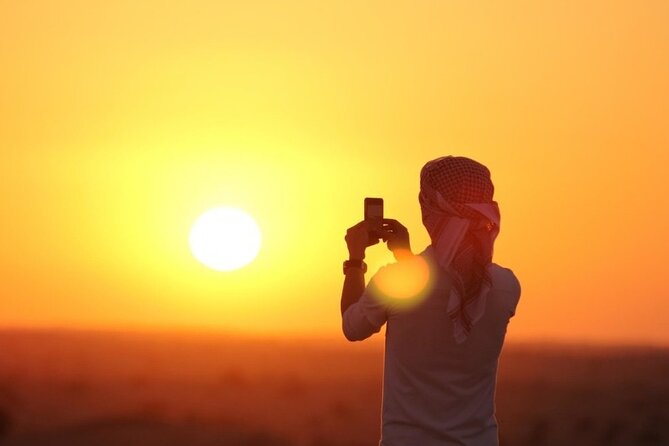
[189,207,262,271]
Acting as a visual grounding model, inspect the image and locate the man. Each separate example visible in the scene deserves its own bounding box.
[341,155,521,446]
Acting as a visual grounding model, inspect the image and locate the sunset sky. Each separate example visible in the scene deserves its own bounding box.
[1,1,668,345]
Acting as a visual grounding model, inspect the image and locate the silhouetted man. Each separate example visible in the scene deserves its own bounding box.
[341,155,521,446]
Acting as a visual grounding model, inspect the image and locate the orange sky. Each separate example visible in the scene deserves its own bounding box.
[1,1,668,345]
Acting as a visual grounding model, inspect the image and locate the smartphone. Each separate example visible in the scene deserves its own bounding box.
[364,197,383,221]
[364,197,384,241]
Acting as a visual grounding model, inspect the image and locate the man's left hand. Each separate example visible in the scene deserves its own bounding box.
[381,219,413,261]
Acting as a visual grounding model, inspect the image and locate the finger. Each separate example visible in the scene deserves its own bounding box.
[347,220,368,232]
[380,223,401,234]
[354,220,368,228]
[382,218,406,230]
[380,231,397,243]
[381,220,397,230]
[378,224,395,234]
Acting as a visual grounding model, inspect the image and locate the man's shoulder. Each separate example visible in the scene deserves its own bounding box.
[489,263,521,297]
[486,264,521,317]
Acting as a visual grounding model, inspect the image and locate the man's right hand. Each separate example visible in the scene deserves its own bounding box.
[345,220,380,260]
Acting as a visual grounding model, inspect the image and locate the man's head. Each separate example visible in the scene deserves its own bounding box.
[419,155,496,228]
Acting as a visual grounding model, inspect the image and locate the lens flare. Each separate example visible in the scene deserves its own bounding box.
[373,253,433,306]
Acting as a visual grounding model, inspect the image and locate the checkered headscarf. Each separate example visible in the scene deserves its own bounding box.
[419,156,501,343]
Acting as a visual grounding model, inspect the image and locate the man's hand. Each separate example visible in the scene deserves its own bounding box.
[381,218,413,261]
[345,220,380,260]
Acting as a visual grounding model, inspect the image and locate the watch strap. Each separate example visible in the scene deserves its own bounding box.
[343,259,367,274]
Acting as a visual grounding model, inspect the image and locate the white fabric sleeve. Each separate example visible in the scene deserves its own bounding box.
[507,270,521,317]
[342,268,389,341]
[492,265,521,318]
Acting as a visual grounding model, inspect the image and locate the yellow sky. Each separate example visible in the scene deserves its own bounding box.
[1,0,668,344]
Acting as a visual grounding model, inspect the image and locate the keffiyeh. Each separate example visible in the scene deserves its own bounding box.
[419,156,501,343]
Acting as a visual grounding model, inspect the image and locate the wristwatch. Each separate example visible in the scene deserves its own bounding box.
[343,259,367,274]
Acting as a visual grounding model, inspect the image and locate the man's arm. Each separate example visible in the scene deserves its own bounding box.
[339,218,413,340]
[340,220,378,340]
[341,217,414,315]
[341,220,375,316]
[340,264,380,341]
[340,263,365,316]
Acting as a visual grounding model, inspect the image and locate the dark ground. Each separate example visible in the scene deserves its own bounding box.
[0,330,667,446]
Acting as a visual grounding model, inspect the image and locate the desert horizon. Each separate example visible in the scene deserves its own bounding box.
[1,327,668,446]
[2,324,669,350]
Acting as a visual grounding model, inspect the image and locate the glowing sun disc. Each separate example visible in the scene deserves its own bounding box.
[189,207,262,271]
